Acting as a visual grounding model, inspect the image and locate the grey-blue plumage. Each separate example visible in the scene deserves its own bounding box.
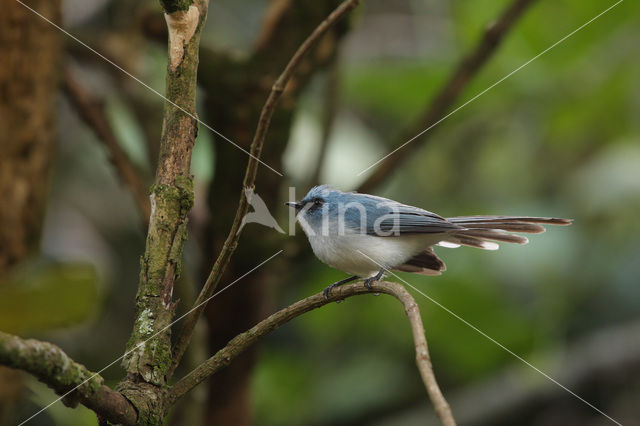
[286,185,571,298]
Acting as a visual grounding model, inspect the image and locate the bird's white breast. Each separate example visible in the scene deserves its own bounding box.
[299,217,441,277]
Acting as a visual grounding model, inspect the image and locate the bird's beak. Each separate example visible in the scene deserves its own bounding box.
[285,201,302,209]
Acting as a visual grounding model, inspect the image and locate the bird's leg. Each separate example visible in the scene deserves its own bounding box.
[363,268,386,290]
[323,275,359,299]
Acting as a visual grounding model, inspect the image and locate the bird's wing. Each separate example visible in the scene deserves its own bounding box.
[346,194,461,235]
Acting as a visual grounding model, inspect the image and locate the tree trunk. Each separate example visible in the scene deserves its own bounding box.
[0,0,60,277]
[0,0,61,423]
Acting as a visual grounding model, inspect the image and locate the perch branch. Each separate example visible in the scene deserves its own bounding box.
[169,0,361,376]
[357,0,538,193]
[0,331,136,425]
[169,281,456,426]
[63,68,151,222]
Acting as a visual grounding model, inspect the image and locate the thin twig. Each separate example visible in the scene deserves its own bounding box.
[62,68,151,222]
[169,0,361,376]
[169,281,456,426]
[357,0,538,193]
[0,331,137,425]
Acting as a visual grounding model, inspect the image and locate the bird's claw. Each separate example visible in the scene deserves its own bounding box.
[363,268,385,291]
[323,275,359,300]
[323,284,337,300]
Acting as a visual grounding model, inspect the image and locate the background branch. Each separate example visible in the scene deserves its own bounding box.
[0,331,136,425]
[357,0,538,193]
[63,68,151,223]
[252,0,294,54]
[169,0,361,376]
[169,281,456,426]
[310,55,340,186]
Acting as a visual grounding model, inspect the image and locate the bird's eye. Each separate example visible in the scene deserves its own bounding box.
[313,198,323,206]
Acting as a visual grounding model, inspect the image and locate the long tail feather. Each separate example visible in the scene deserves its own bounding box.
[451,222,546,233]
[448,216,571,226]
[461,229,529,244]
[440,215,571,250]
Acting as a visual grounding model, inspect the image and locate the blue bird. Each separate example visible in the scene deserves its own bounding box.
[286,185,571,298]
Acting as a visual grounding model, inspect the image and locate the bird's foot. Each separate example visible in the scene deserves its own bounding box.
[364,277,375,290]
[323,275,359,300]
[363,268,386,291]
[323,283,339,300]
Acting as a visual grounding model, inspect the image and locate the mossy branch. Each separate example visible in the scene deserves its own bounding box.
[119,0,208,421]
[357,0,538,193]
[0,331,137,425]
[168,281,456,426]
[168,0,361,376]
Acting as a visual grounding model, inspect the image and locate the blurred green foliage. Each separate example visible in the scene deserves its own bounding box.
[0,263,99,335]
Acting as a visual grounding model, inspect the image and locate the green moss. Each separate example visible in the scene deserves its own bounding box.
[174,174,194,213]
[152,341,173,378]
[151,177,193,216]
[160,0,192,14]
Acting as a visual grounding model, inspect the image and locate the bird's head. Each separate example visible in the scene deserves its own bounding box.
[285,185,331,212]
[286,186,386,236]
[285,185,345,227]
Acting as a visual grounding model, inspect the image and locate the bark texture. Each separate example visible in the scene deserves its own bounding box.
[0,0,60,277]
[119,0,208,423]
